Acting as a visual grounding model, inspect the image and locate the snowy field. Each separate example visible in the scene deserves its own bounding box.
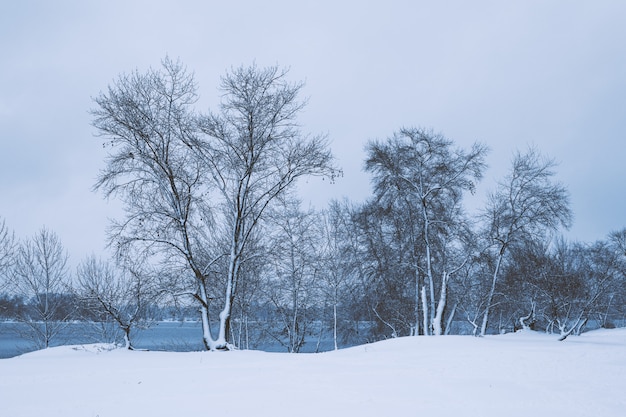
[1,329,625,417]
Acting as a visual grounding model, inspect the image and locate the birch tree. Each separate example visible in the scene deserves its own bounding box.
[480,147,572,335]
[559,240,622,339]
[503,238,621,339]
[579,238,626,333]
[355,200,415,338]
[364,127,487,335]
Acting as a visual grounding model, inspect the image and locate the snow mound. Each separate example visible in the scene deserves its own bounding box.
[17,343,119,358]
[1,330,625,417]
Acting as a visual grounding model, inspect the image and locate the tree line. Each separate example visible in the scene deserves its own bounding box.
[1,58,625,352]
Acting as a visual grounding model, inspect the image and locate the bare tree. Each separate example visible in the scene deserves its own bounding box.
[0,218,16,291]
[609,228,626,259]
[91,57,222,350]
[10,227,71,349]
[364,127,488,335]
[502,237,621,339]
[92,59,336,350]
[354,200,414,338]
[227,241,265,350]
[263,197,320,353]
[607,228,626,324]
[557,240,622,339]
[76,255,158,349]
[480,147,572,335]
[318,200,358,350]
[192,64,336,349]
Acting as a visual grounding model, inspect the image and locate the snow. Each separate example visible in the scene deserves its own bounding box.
[1,329,625,417]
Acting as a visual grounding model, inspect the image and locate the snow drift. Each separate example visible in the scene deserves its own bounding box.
[1,329,625,417]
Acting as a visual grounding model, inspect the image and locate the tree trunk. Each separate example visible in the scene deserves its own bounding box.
[216,249,237,350]
[481,249,504,336]
[414,266,421,336]
[421,286,429,336]
[432,271,450,336]
[333,301,338,351]
[444,303,457,335]
[422,203,436,332]
[123,326,132,350]
[198,283,215,351]
[519,301,536,331]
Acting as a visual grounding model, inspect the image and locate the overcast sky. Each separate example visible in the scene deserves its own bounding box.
[1,1,625,264]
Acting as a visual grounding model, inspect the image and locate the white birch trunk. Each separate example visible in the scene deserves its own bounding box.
[444,303,457,335]
[519,301,536,331]
[414,267,420,336]
[123,329,131,350]
[423,205,436,331]
[432,271,449,336]
[198,282,217,351]
[290,287,299,352]
[216,246,237,349]
[333,300,338,351]
[557,315,587,341]
[481,249,504,336]
[468,313,479,336]
[421,285,429,336]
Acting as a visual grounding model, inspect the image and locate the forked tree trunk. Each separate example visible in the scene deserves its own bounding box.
[198,282,215,351]
[215,247,238,350]
[519,301,536,331]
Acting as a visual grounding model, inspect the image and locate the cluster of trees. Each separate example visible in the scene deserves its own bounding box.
[1,59,625,353]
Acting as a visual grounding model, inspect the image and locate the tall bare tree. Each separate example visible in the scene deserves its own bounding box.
[318,200,358,350]
[609,228,626,259]
[10,227,71,348]
[91,57,224,350]
[193,64,336,349]
[0,218,16,291]
[92,59,335,350]
[480,147,572,335]
[263,197,320,353]
[607,228,626,323]
[364,127,488,335]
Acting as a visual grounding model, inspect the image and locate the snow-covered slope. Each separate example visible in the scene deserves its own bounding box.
[1,329,625,417]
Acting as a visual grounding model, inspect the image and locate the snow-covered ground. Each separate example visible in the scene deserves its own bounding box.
[1,329,625,417]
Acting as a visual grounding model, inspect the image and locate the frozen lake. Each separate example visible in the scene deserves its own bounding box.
[0,321,338,358]
[0,321,202,358]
